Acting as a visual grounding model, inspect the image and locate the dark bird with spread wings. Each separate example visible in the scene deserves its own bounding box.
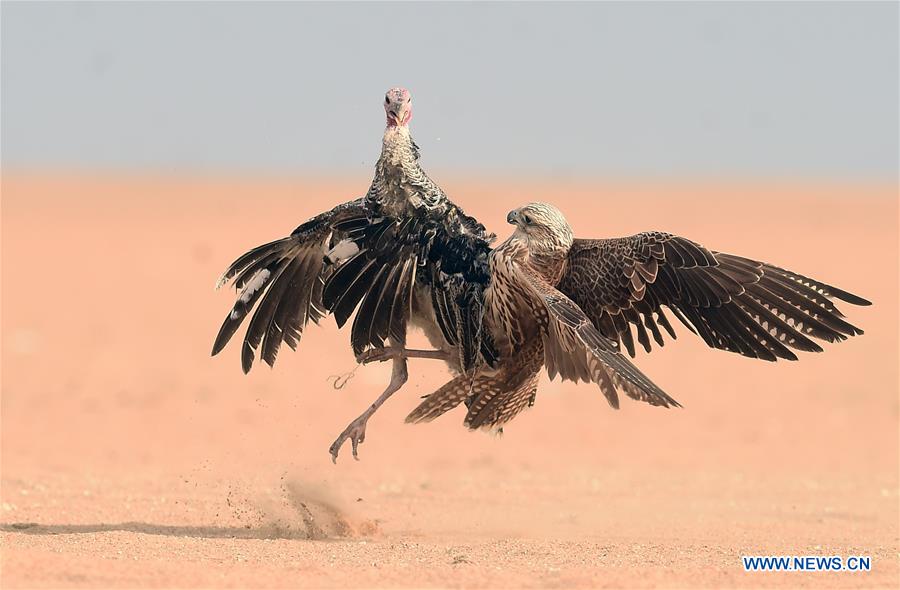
[213,88,498,461]
[213,89,870,462]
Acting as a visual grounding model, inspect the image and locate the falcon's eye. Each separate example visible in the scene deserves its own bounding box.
[523,214,533,225]
[385,96,390,104]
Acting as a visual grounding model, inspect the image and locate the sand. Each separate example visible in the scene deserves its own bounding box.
[1,175,897,588]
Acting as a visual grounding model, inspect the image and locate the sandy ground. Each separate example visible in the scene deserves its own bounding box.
[1,175,897,589]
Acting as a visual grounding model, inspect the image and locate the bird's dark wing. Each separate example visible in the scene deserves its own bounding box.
[214,198,497,374]
[557,233,871,360]
[212,198,375,373]
[321,214,422,355]
[515,261,680,409]
[323,202,497,370]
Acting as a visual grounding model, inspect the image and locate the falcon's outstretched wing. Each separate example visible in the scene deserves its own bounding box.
[557,233,871,361]
[516,262,680,409]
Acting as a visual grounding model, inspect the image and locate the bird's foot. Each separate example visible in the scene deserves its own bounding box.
[328,415,369,463]
[356,348,394,365]
[356,347,449,365]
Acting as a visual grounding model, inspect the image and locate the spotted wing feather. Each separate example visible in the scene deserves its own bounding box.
[557,233,870,361]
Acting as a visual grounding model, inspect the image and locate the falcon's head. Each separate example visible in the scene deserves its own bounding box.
[506,202,574,255]
[384,87,412,127]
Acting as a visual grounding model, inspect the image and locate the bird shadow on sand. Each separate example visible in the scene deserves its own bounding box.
[1,480,379,541]
[0,520,340,541]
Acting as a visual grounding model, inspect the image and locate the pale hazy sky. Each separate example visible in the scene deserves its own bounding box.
[2,1,898,179]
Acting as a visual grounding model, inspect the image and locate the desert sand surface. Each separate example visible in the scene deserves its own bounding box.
[1,175,898,589]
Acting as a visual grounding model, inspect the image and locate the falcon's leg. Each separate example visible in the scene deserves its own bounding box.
[328,356,408,463]
[357,347,449,365]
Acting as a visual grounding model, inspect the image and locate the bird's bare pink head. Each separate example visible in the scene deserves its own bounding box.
[384,87,412,127]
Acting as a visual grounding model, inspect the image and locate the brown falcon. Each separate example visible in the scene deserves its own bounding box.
[406,202,870,427]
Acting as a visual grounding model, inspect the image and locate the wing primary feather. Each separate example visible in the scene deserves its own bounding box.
[704,305,768,359]
[240,257,296,373]
[369,262,404,346]
[656,308,679,339]
[642,311,665,347]
[260,255,308,366]
[628,309,652,353]
[388,257,415,344]
[351,264,390,354]
[321,249,370,311]
[216,238,291,289]
[232,249,286,290]
[754,277,863,336]
[613,313,636,357]
[212,263,281,357]
[672,305,714,344]
[735,294,823,353]
[746,282,848,341]
[774,269,871,306]
[282,251,319,350]
[331,258,379,329]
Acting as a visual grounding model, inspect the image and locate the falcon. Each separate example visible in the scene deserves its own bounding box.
[213,89,869,461]
[408,202,870,426]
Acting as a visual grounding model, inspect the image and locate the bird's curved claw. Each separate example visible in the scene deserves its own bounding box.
[328,416,368,463]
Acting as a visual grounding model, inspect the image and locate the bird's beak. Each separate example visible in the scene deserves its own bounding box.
[507,210,519,225]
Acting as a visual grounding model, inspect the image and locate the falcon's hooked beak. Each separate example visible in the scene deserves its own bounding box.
[507,209,520,225]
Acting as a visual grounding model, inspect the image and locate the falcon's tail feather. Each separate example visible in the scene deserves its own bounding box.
[406,373,537,431]
[406,375,482,424]
[405,373,524,429]
[464,376,538,430]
